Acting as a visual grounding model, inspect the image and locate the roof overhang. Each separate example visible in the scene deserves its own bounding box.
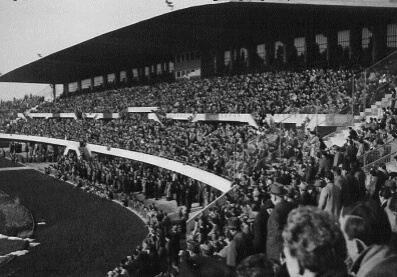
[1,1,396,84]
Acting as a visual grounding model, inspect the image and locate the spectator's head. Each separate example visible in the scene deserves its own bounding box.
[333,166,342,176]
[385,193,397,233]
[227,217,241,236]
[282,206,347,277]
[339,201,392,262]
[269,184,286,205]
[379,186,392,204]
[323,171,334,183]
[235,254,274,277]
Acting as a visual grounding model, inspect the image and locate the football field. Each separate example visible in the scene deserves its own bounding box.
[0,160,148,277]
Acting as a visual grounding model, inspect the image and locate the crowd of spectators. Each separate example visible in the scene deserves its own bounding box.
[2,65,397,277]
[4,115,263,178]
[0,94,44,112]
[8,141,64,164]
[32,69,356,115]
[42,151,224,276]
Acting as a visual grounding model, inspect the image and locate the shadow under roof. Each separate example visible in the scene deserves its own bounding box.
[1,2,396,84]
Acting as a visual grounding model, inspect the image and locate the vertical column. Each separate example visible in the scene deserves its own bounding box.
[372,22,387,62]
[229,48,235,71]
[305,30,316,67]
[126,69,132,85]
[139,67,145,82]
[90,77,95,91]
[52,84,56,99]
[147,66,151,82]
[326,28,338,67]
[266,38,275,65]
[114,71,120,86]
[350,25,362,63]
[284,38,295,64]
[77,80,82,92]
[246,45,256,69]
[63,83,69,97]
[102,74,108,88]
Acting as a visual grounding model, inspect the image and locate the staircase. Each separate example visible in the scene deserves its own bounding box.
[325,93,393,147]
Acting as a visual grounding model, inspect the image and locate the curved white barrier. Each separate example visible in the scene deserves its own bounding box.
[86,144,232,193]
[166,113,259,128]
[0,134,232,193]
[0,134,81,156]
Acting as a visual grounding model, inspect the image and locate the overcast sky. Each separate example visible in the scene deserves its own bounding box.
[0,0,216,101]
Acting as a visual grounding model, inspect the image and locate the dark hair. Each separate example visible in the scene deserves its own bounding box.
[388,193,397,213]
[235,254,274,277]
[379,187,392,200]
[282,206,347,275]
[341,201,391,246]
[324,171,334,183]
[333,167,341,175]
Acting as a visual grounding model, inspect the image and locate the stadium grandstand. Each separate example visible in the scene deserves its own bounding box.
[1,0,397,276]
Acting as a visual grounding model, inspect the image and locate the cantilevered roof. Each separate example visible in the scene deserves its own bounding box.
[1,1,396,84]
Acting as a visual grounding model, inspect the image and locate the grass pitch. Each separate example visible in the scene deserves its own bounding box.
[0,167,148,277]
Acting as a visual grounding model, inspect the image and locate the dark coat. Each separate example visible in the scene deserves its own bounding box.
[253,205,270,254]
[266,200,296,262]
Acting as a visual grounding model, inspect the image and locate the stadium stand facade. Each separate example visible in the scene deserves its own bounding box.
[1,1,397,276]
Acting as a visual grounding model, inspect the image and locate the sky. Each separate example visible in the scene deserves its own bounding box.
[0,0,217,101]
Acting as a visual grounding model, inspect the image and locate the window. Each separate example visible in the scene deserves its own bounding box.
[132,69,138,78]
[275,41,285,62]
[107,73,115,83]
[315,34,327,62]
[362,27,372,49]
[169,62,174,72]
[81,78,91,89]
[68,82,78,92]
[338,30,350,49]
[257,44,266,64]
[387,23,397,49]
[294,37,306,58]
[120,71,126,82]
[177,71,181,78]
[224,50,231,66]
[157,63,162,74]
[338,30,350,61]
[240,48,248,63]
[94,76,103,86]
[316,34,327,54]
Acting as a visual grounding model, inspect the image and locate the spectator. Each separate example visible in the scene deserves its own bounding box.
[252,199,273,254]
[282,206,349,277]
[266,184,296,264]
[235,253,274,277]
[217,217,253,268]
[318,171,342,217]
[385,193,397,252]
[340,201,397,277]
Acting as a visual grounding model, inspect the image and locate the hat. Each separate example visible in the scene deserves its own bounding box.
[270,184,287,196]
